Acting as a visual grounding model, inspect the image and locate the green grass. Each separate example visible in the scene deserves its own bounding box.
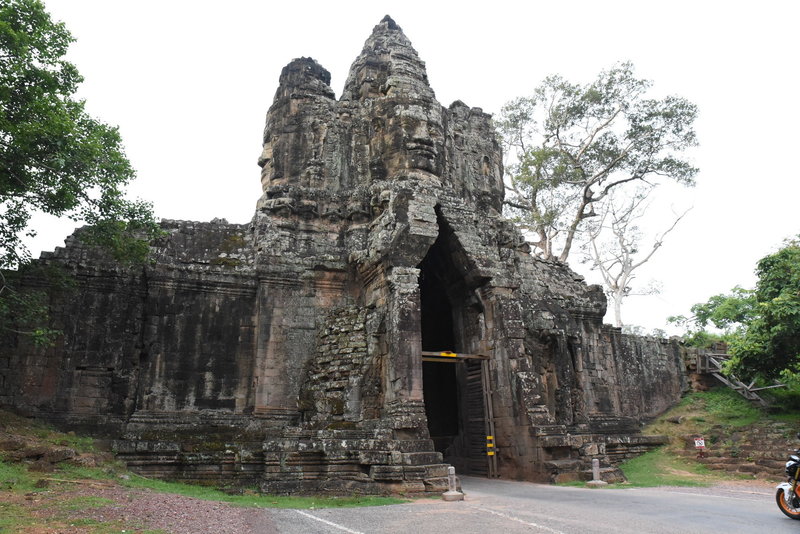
[56,495,116,511]
[617,447,718,487]
[0,409,97,454]
[610,386,800,488]
[120,474,408,508]
[0,460,38,532]
[57,463,117,481]
[0,459,38,492]
[0,501,34,531]
[558,447,730,488]
[0,513,167,534]
[672,388,762,427]
[699,389,761,427]
[68,520,167,534]
[0,409,405,510]
[3,456,404,512]
[49,432,95,452]
[0,459,169,533]
[77,522,167,534]
[647,388,769,446]
[26,460,406,509]
[767,412,800,424]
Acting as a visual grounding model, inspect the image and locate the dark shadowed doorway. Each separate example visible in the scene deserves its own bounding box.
[418,208,495,476]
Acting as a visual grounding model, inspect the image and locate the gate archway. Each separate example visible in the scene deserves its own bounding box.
[418,208,497,477]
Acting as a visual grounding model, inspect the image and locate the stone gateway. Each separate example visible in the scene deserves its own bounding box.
[0,16,687,494]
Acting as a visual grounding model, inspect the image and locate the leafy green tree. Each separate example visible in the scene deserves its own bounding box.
[1,0,159,343]
[728,239,800,379]
[668,287,755,348]
[687,286,757,332]
[1,0,158,267]
[672,237,800,380]
[498,62,698,262]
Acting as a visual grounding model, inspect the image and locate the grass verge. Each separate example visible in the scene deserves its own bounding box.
[617,447,720,487]
[1,408,407,510]
[120,473,408,508]
[613,387,800,487]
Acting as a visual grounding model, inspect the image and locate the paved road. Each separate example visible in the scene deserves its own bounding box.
[259,476,800,534]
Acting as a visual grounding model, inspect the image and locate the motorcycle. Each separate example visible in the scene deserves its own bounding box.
[776,434,800,519]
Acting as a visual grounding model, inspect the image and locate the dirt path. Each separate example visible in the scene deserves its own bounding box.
[3,480,280,533]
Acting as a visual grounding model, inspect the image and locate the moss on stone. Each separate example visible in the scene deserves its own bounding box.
[211,257,242,267]
[326,421,357,430]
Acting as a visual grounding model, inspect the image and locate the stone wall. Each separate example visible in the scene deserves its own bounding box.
[0,16,689,492]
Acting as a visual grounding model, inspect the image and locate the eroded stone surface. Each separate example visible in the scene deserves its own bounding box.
[0,16,687,492]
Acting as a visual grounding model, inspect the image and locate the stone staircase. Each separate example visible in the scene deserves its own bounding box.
[680,420,798,480]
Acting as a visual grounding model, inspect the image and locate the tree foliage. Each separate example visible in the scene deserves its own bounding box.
[686,286,757,333]
[0,0,159,269]
[1,0,160,343]
[668,286,755,348]
[498,62,698,262]
[672,237,800,381]
[729,239,800,379]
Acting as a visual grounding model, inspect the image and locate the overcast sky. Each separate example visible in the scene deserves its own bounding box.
[30,0,800,332]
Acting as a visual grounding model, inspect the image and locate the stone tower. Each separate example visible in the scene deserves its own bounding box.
[0,16,686,493]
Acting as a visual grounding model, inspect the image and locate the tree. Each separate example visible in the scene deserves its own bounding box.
[1,0,159,268]
[672,286,757,335]
[672,237,800,381]
[728,238,800,380]
[1,0,159,342]
[584,187,689,327]
[668,286,758,349]
[498,62,698,262]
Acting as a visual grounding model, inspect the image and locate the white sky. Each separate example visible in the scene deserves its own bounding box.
[29,0,800,333]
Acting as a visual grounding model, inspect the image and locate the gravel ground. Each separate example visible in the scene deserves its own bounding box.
[30,482,280,534]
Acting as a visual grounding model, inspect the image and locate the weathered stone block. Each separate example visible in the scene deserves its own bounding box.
[357,451,391,464]
[370,465,404,481]
[402,452,443,466]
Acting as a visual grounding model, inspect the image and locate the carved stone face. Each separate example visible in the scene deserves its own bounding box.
[371,99,444,179]
[257,138,275,190]
[258,128,309,189]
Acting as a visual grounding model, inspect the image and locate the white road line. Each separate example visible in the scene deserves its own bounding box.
[294,510,365,534]
[470,505,566,534]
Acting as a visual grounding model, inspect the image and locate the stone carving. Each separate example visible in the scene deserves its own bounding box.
[0,16,687,493]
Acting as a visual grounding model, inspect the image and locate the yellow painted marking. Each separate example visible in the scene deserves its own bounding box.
[486,435,494,440]
[440,351,457,357]
[487,451,495,456]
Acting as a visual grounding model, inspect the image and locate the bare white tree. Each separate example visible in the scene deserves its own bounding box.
[584,189,690,327]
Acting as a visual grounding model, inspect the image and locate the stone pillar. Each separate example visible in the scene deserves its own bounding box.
[382,266,428,434]
[252,280,311,425]
[253,281,285,418]
[385,266,423,404]
[442,466,464,501]
[587,458,608,488]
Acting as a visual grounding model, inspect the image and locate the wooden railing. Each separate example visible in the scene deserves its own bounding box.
[696,352,785,406]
